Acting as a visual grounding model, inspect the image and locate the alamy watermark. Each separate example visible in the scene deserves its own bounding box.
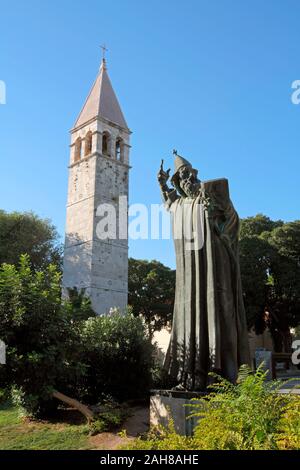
[0,340,6,365]
[292,339,300,365]
[0,80,6,105]
[291,80,300,104]
[94,196,204,250]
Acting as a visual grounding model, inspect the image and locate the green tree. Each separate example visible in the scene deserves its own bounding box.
[128,258,175,338]
[239,213,283,239]
[262,221,300,349]
[0,210,62,270]
[239,235,272,328]
[239,215,300,350]
[0,255,83,416]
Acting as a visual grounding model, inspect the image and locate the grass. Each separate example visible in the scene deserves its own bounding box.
[0,401,93,450]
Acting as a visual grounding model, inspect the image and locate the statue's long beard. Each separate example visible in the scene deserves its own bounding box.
[181,179,200,197]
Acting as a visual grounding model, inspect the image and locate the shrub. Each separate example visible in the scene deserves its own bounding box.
[122,419,195,450]
[276,395,300,450]
[78,311,154,402]
[0,210,62,270]
[0,256,154,417]
[89,398,129,435]
[0,387,8,404]
[125,366,300,450]
[189,365,287,450]
[0,256,85,417]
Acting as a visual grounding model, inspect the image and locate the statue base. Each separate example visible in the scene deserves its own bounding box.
[150,389,207,436]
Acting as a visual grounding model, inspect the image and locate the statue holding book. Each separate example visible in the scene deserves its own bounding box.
[157,151,250,391]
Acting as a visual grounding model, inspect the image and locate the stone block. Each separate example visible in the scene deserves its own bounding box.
[150,390,206,436]
[255,348,273,380]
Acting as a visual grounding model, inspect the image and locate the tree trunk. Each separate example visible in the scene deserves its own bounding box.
[52,390,94,423]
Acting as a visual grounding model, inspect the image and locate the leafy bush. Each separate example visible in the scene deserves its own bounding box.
[275,396,300,449]
[125,366,300,450]
[0,388,8,404]
[65,287,96,322]
[89,398,129,435]
[78,311,154,402]
[189,365,287,450]
[0,256,155,416]
[0,255,85,417]
[122,419,196,450]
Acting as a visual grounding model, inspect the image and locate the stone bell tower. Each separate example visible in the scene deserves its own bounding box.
[63,57,131,314]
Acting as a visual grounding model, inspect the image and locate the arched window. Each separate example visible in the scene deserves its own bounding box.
[85,131,92,156]
[74,137,82,162]
[115,138,124,161]
[102,132,110,156]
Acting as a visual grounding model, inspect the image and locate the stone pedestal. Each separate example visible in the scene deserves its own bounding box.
[150,390,206,436]
[255,348,273,380]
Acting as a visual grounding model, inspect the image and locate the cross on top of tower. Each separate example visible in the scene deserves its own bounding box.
[100,44,108,63]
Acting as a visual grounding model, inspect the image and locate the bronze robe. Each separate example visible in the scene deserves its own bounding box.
[164,178,250,390]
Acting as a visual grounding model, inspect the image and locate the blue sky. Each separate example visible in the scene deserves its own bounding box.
[0,0,299,268]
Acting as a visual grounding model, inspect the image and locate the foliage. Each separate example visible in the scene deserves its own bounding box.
[64,287,96,321]
[275,395,300,450]
[0,255,85,417]
[78,311,154,402]
[0,210,62,270]
[239,235,273,328]
[189,365,289,450]
[264,221,300,333]
[0,255,155,416]
[239,215,300,344]
[89,398,129,435]
[128,258,175,337]
[0,388,8,404]
[122,418,196,450]
[294,325,300,338]
[239,214,283,239]
[125,366,300,450]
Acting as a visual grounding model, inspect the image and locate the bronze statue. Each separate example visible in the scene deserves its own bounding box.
[158,152,250,391]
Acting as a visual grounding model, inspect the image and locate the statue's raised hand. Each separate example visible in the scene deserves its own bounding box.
[157,159,171,185]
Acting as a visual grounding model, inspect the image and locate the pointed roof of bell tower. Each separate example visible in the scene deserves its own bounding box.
[74,58,128,130]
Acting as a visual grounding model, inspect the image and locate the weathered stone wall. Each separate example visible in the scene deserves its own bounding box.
[63,117,130,314]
